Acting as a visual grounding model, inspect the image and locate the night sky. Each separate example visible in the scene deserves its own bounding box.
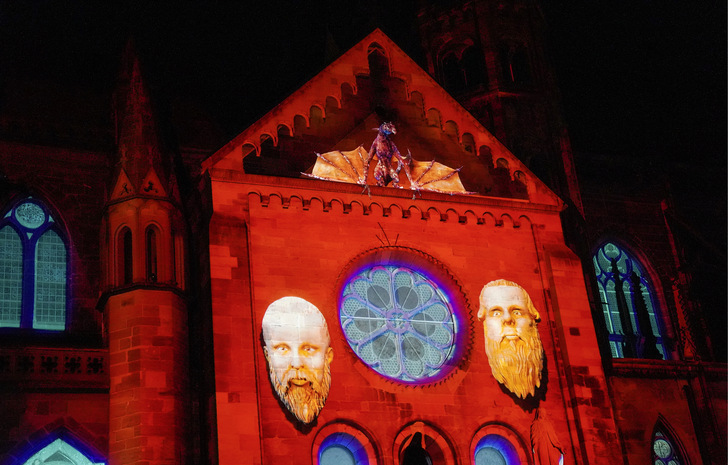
[1,1,725,350]
[1,1,725,162]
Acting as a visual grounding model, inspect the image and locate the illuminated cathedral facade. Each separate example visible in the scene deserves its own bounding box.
[0,2,724,465]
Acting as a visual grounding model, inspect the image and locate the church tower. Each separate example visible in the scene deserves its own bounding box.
[100,43,189,465]
[416,0,582,214]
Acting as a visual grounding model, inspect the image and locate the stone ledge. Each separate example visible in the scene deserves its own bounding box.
[610,358,727,379]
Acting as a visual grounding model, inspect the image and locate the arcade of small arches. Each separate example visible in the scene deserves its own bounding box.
[435,38,534,95]
[249,191,535,228]
[106,197,185,291]
[112,221,183,289]
[310,418,687,465]
[312,420,529,465]
[236,105,521,181]
[7,419,688,465]
[237,107,523,185]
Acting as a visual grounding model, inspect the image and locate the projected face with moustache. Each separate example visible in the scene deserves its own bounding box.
[477,280,544,399]
[262,297,334,423]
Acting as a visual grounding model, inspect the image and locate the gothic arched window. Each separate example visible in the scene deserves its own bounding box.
[117,227,133,285]
[0,197,67,331]
[461,46,488,89]
[367,42,389,78]
[440,45,487,94]
[442,52,465,93]
[145,226,158,283]
[499,42,532,85]
[592,242,667,359]
[652,430,684,465]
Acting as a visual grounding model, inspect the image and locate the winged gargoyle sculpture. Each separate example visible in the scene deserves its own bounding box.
[303,122,470,195]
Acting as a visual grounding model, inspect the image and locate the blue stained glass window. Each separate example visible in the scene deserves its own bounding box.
[0,226,23,327]
[318,432,368,465]
[34,230,67,330]
[592,242,666,359]
[652,431,683,465]
[475,447,506,465]
[320,445,355,465]
[0,198,67,331]
[474,434,520,465]
[340,264,458,383]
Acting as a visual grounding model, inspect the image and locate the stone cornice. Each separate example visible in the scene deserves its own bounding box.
[104,192,180,210]
[610,358,728,380]
[212,172,563,228]
[96,282,186,311]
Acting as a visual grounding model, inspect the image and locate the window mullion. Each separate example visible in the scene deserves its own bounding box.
[20,232,37,328]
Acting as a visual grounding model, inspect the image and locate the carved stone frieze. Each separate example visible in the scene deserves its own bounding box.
[0,347,108,389]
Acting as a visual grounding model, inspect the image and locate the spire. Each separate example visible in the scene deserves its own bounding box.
[111,40,172,200]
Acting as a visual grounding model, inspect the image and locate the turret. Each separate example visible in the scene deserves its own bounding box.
[101,41,189,465]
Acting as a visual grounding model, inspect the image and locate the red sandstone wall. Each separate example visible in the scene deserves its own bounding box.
[0,141,109,336]
[609,377,702,464]
[0,141,110,464]
[705,375,728,461]
[209,177,622,464]
[106,290,188,465]
[207,189,263,465]
[0,393,108,464]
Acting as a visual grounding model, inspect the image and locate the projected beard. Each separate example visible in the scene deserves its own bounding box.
[479,281,544,399]
[484,320,543,398]
[267,356,332,424]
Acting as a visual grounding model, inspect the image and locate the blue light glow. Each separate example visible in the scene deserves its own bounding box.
[318,432,368,465]
[19,436,105,465]
[474,434,519,465]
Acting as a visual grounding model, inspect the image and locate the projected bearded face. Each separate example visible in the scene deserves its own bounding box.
[262,297,334,423]
[477,281,544,399]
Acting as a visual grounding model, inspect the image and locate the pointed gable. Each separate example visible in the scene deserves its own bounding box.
[111,168,135,201]
[203,29,560,206]
[139,168,167,197]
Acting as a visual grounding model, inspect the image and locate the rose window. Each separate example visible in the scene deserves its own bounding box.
[339,264,458,383]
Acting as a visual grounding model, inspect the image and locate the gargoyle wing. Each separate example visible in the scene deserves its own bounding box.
[303,146,471,195]
[410,160,470,195]
[303,146,368,185]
